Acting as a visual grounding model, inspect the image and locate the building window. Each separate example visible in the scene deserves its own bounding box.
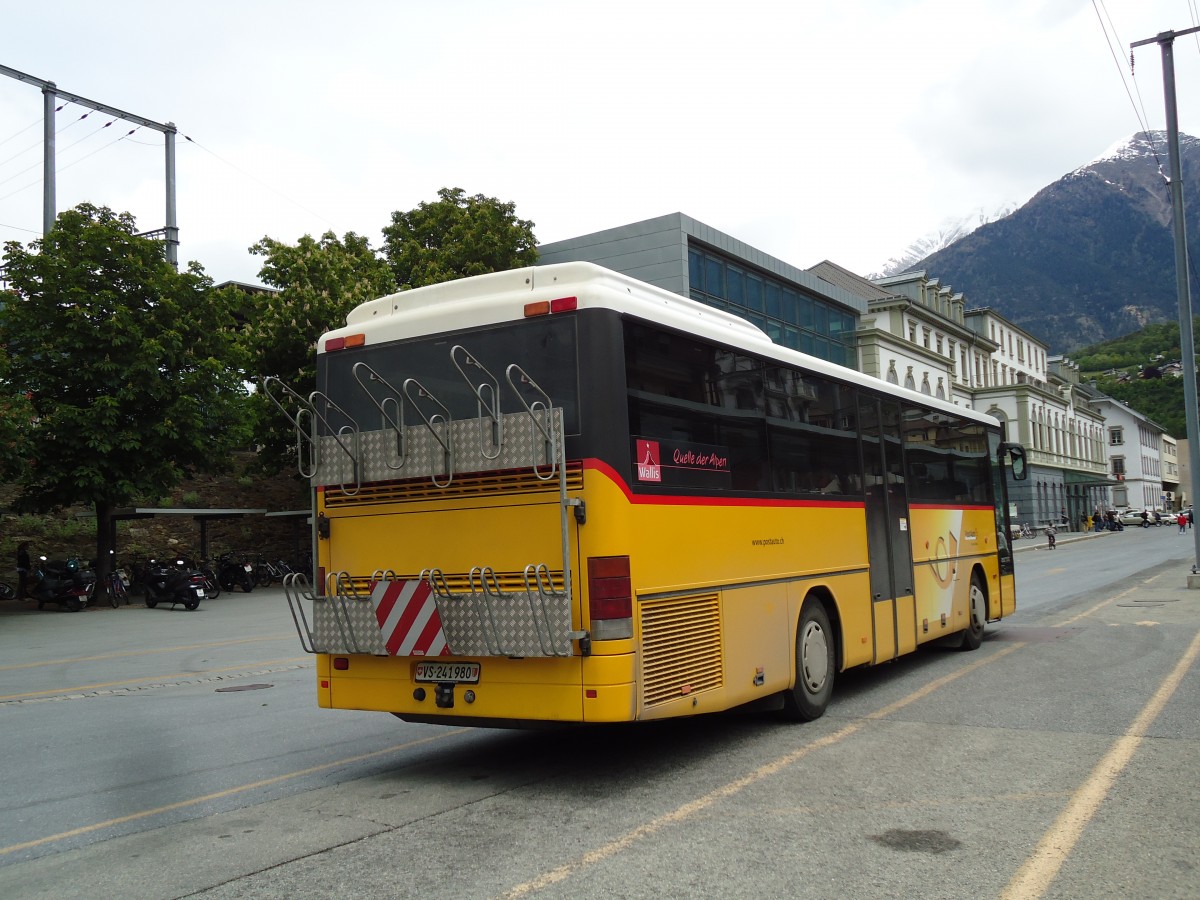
[1111,456,1126,476]
[1109,427,1124,446]
[687,245,855,367]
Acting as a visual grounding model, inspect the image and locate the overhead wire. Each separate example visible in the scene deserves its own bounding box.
[0,117,121,189]
[0,103,89,170]
[0,126,141,203]
[180,133,338,231]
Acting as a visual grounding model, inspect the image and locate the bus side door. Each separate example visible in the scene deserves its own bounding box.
[860,396,917,662]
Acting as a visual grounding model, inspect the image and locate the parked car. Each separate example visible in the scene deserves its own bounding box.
[1118,508,1150,526]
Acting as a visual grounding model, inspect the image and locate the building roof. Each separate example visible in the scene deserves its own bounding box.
[808,260,896,302]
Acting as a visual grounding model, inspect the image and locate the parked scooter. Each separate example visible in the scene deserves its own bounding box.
[143,558,207,610]
[32,556,95,612]
[217,552,255,593]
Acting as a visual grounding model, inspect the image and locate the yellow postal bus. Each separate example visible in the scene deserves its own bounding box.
[272,261,1026,726]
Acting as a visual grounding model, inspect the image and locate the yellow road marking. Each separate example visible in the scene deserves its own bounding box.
[1000,628,1200,899]
[0,635,296,671]
[0,729,468,857]
[1053,569,1165,628]
[0,657,310,701]
[499,643,1025,899]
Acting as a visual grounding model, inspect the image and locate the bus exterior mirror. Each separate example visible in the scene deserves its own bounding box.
[1001,443,1027,481]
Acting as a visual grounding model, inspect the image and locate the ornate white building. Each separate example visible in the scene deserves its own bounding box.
[810,263,1111,526]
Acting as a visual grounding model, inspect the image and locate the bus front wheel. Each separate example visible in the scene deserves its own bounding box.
[783,598,835,721]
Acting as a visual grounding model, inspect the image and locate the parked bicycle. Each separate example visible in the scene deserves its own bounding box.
[108,567,131,608]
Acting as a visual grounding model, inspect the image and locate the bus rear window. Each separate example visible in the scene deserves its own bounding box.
[317,318,580,435]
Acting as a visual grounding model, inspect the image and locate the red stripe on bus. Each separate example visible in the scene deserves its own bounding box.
[909,503,995,511]
[582,458,864,509]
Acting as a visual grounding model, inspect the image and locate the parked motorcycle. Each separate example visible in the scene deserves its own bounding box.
[217,552,255,593]
[32,556,95,612]
[143,558,206,610]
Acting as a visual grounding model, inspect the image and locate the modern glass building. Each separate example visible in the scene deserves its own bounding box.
[537,213,863,368]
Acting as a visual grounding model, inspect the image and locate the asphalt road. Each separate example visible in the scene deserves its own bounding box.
[1,531,1198,899]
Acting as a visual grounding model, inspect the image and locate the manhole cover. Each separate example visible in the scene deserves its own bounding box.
[215,684,274,692]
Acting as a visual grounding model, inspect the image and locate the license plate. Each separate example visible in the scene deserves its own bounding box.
[414,661,480,684]
[195,589,205,599]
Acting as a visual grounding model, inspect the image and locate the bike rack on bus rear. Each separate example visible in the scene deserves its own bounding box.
[273,342,584,659]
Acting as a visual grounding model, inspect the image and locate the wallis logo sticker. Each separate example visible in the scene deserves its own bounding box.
[636,439,662,483]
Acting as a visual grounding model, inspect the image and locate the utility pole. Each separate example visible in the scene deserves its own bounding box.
[0,63,180,267]
[1131,27,1200,579]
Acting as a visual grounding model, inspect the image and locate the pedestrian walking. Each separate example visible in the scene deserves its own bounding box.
[1180,510,1190,534]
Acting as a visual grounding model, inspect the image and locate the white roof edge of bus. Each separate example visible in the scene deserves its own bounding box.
[324,261,999,428]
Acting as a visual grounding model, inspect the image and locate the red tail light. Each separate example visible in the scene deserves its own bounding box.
[588,555,632,620]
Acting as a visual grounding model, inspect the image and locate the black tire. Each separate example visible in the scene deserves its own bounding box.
[220,570,235,591]
[184,599,200,611]
[66,596,81,612]
[958,573,987,651]
[109,585,120,608]
[255,567,271,587]
[782,597,835,721]
[145,597,158,609]
[0,582,14,601]
[204,570,220,599]
[239,574,254,593]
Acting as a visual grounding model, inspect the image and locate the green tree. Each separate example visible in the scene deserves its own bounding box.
[239,231,396,469]
[0,203,251,595]
[382,187,538,289]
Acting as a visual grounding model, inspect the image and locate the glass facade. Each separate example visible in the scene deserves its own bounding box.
[688,244,857,368]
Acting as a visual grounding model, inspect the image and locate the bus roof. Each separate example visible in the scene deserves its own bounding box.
[322,261,1000,428]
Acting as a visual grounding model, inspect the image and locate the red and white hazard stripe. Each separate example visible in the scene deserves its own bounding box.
[369,579,450,657]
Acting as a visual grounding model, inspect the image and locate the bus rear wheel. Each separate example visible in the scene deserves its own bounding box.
[782,597,835,721]
[958,574,987,651]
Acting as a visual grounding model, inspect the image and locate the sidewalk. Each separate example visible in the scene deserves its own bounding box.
[1013,528,1114,553]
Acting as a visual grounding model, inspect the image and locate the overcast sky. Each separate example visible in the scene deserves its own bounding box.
[2,0,1200,287]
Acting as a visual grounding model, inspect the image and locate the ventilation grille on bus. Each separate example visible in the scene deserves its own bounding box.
[335,570,566,597]
[324,463,584,508]
[640,593,724,708]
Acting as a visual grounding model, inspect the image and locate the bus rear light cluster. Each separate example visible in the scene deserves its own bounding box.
[325,333,366,351]
[523,296,578,317]
[588,555,633,640]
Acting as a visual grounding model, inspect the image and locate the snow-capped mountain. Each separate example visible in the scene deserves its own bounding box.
[873,203,1018,278]
[885,131,1200,351]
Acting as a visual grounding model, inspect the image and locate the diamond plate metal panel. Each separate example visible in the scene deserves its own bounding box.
[435,589,573,657]
[310,595,388,655]
[311,408,563,487]
[294,581,574,658]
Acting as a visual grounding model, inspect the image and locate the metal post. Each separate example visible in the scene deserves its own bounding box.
[1133,26,1200,575]
[42,83,56,235]
[164,123,178,267]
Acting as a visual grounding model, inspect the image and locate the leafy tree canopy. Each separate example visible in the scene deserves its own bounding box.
[0,203,252,589]
[242,189,537,469]
[243,230,395,387]
[1073,318,1198,438]
[382,187,538,289]
[239,231,395,470]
